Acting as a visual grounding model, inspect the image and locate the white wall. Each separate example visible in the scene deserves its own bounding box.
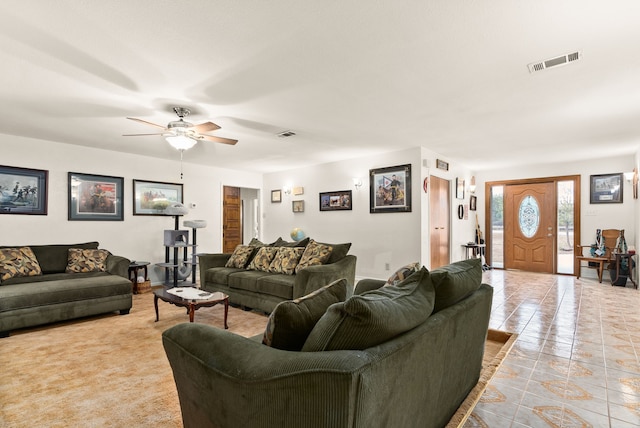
[1,134,262,285]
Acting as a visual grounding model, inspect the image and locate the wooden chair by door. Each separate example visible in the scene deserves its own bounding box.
[576,229,620,282]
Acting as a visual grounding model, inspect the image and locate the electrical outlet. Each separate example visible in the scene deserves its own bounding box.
[385,263,390,271]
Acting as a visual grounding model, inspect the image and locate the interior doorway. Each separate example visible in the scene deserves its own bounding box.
[429,175,450,269]
[222,186,260,253]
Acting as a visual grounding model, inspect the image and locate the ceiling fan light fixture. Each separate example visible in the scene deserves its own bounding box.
[166,135,197,150]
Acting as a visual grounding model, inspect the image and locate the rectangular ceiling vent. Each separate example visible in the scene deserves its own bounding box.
[527,51,582,73]
[277,130,296,138]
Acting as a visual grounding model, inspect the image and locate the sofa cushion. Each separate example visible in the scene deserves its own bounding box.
[430,258,482,313]
[225,245,256,269]
[26,242,100,274]
[268,247,305,275]
[295,240,333,274]
[205,267,244,286]
[0,247,42,283]
[254,273,297,299]
[302,267,435,351]
[384,262,421,286]
[317,241,351,264]
[65,249,110,273]
[228,270,278,294]
[263,278,348,351]
[247,247,279,272]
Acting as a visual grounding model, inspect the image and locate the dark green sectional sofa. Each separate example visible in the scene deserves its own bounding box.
[0,242,132,337]
[164,258,493,428]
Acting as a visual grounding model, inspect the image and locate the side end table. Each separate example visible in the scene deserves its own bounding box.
[128,261,151,294]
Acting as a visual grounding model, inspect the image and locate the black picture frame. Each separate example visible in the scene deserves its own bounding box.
[456,177,465,200]
[436,159,449,171]
[292,200,304,212]
[369,164,412,213]
[271,189,282,203]
[319,190,352,211]
[68,172,124,221]
[470,195,477,211]
[590,173,623,204]
[133,179,183,215]
[0,165,48,215]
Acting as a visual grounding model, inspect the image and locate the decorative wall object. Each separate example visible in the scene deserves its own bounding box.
[319,190,352,211]
[436,159,449,171]
[133,179,183,215]
[590,173,623,204]
[457,204,464,219]
[69,172,124,221]
[470,195,477,211]
[0,165,48,215]
[456,177,465,200]
[293,186,304,196]
[292,200,304,213]
[369,164,412,213]
[271,189,282,203]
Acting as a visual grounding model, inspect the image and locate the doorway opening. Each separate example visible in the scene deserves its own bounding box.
[486,175,580,274]
[222,186,260,253]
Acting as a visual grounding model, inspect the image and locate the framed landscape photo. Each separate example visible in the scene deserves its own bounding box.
[319,190,352,211]
[590,173,623,204]
[133,179,183,215]
[68,172,123,221]
[369,164,412,213]
[0,165,48,215]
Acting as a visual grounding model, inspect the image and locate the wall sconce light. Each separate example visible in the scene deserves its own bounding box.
[283,185,292,196]
[353,177,363,190]
[626,168,638,199]
[469,176,476,194]
[624,171,635,182]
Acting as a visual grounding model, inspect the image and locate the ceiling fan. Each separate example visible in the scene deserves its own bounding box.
[124,107,238,150]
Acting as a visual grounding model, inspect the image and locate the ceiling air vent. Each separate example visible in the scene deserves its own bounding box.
[277,130,296,138]
[527,51,582,73]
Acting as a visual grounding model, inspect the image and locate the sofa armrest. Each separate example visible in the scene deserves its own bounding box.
[354,278,386,295]
[162,323,368,427]
[106,255,130,279]
[197,253,232,283]
[293,254,357,299]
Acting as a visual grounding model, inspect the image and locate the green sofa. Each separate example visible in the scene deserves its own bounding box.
[0,242,132,337]
[163,259,492,428]
[198,238,357,313]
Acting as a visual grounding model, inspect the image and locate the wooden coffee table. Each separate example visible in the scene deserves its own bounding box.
[154,287,229,329]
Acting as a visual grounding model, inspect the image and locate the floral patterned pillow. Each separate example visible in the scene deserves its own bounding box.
[225,245,255,268]
[0,247,42,282]
[247,247,279,272]
[384,262,421,286]
[269,247,305,275]
[295,239,333,273]
[65,248,110,273]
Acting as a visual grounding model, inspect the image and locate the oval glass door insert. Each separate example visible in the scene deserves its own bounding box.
[519,195,540,238]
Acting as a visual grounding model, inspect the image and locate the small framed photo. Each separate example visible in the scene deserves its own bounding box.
[590,173,623,204]
[470,195,477,211]
[0,165,48,215]
[292,200,304,212]
[436,159,449,171]
[133,179,183,215]
[370,164,412,213]
[456,177,465,200]
[319,190,352,211]
[271,189,282,203]
[69,172,124,221]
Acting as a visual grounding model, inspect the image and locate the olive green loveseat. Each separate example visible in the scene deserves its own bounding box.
[198,237,357,314]
[163,258,492,428]
[0,242,132,337]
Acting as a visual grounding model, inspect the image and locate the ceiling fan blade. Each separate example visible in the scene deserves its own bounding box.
[122,133,166,136]
[200,134,238,145]
[191,121,221,133]
[126,117,167,130]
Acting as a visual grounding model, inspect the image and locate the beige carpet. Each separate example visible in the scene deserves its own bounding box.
[0,293,515,427]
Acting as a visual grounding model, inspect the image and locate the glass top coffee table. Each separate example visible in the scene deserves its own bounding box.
[153,287,229,329]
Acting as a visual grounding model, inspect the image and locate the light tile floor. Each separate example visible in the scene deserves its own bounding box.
[465,269,640,428]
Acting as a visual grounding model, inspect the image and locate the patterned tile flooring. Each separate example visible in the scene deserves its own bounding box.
[466,269,640,427]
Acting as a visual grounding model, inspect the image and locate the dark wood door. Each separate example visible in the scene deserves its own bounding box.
[504,182,555,273]
[222,186,242,253]
[429,175,450,269]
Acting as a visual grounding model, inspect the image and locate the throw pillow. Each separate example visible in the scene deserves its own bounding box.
[302,267,435,352]
[273,237,310,247]
[384,262,421,286]
[225,245,255,268]
[268,247,305,275]
[247,247,279,272]
[430,258,482,313]
[262,278,348,351]
[316,241,351,263]
[247,238,266,247]
[65,248,110,273]
[0,247,42,283]
[295,239,333,273]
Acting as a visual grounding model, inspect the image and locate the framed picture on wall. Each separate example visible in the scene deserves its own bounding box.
[68,172,124,221]
[271,189,282,203]
[470,195,477,211]
[369,164,412,213]
[292,200,304,212]
[590,173,623,204]
[319,190,352,211]
[133,179,183,215]
[456,177,465,199]
[0,165,48,215]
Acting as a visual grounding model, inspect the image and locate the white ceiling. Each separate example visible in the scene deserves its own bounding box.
[2,1,639,173]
